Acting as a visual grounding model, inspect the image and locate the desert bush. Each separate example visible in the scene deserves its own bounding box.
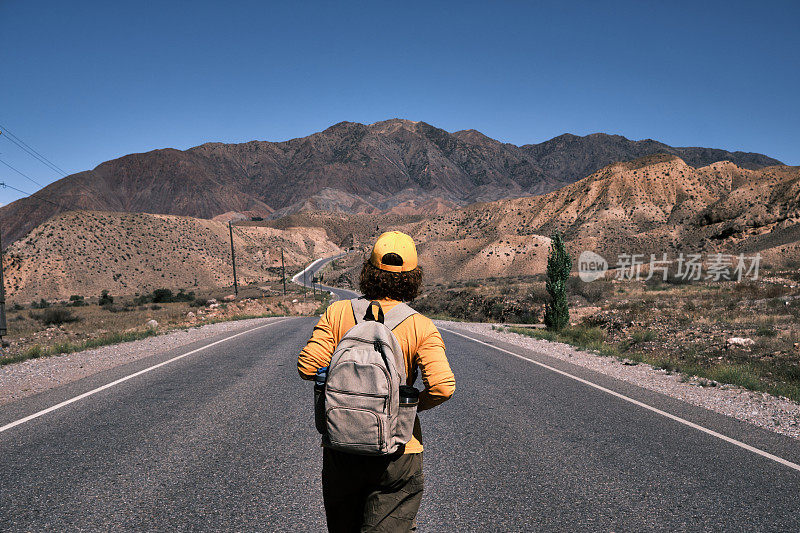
[491,302,505,317]
[560,325,606,347]
[99,290,114,306]
[104,304,133,313]
[506,308,540,324]
[644,276,665,289]
[732,281,760,298]
[136,288,195,304]
[529,283,549,301]
[174,289,194,302]
[189,298,210,308]
[629,328,657,344]
[710,364,762,391]
[764,284,792,298]
[766,298,785,309]
[31,299,50,309]
[69,295,87,307]
[663,273,691,286]
[151,288,174,303]
[568,277,612,304]
[32,308,80,325]
[755,325,777,337]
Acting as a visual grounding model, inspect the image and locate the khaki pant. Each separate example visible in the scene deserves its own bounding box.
[322,448,424,533]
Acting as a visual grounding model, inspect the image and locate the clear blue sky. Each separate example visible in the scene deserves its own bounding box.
[1,0,798,206]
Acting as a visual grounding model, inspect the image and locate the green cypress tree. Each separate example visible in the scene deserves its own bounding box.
[544,231,572,331]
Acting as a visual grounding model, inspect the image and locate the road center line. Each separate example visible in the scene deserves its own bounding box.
[0,318,291,434]
[440,327,800,473]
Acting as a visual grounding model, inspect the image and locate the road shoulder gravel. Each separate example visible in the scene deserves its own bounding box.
[0,317,286,408]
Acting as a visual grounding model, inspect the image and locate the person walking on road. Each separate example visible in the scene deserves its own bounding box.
[298,231,456,532]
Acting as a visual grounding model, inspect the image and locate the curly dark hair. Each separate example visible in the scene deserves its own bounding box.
[359,260,423,302]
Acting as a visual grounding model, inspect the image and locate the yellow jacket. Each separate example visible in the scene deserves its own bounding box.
[298,298,455,454]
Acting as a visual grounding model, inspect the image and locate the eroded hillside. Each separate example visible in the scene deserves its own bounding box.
[407,155,800,266]
[4,211,341,302]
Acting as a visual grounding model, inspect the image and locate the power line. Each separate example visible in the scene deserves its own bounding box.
[0,163,94,202]
[0,124,103,209]
[0,158,44,187]
[0,182,61,207]
[0,124,68,177]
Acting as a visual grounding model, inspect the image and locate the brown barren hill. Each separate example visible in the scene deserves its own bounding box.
[3,211,341,302]
[0,119,781,247]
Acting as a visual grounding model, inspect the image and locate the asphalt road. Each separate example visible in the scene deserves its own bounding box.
[292,251,359,300]
[1,316,799,530]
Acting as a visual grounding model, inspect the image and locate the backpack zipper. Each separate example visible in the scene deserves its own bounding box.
[345,336,392,348]
[326,386,388,399]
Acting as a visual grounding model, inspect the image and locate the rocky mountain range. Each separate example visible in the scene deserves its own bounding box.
[7,154,796,301]
[266,155,800,284]
[408,155,800,267]
[0,119,782,246]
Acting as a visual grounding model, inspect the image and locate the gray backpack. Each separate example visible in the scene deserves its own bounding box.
[315,298,419,455]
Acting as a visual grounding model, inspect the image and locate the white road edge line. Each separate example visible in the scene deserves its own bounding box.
[0,318,290,434]
[440,327,800,474]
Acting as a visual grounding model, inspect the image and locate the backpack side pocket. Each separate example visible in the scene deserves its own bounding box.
[394,385,419,444]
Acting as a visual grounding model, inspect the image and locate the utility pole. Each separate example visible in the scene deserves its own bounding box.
[280,248,286,296]
[313,276,316,299]
[228,221,238,296]
[0,228,7,343]
[303,269,307,298]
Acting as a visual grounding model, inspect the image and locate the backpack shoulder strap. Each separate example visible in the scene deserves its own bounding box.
[383,302,417,331]
[385,302,419,383]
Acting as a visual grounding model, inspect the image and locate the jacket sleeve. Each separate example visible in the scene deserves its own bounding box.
[415,322,456,411]
[297,305,338,380]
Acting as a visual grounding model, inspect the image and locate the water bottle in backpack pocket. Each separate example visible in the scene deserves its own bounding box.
[314,366,328,435]
[396,384,420,441]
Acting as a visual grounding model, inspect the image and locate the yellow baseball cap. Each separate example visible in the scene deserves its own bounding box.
[370,231,418,273]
